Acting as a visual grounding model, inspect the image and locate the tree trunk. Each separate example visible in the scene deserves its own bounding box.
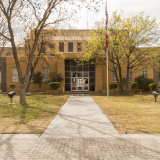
[26,67,34,92]
[118,66,124,95]
[26,76,31,93]
[19,82,26,104]
[126,67,129,95]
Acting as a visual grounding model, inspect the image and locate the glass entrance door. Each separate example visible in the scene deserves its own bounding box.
[83,78,89,91]
[71,77,89,91]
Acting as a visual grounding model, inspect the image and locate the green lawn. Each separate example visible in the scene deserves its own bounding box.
[0,95,69,134]
[92,95,160,135]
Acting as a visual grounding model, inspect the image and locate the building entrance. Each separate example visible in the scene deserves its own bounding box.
[71,77,89,91]
[65,60,95,91]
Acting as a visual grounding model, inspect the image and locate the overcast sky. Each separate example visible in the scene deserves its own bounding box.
[71,0,160,29]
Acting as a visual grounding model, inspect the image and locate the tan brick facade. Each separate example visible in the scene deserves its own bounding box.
[1,30,155,93]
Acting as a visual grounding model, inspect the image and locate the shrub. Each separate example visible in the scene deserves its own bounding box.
[49,72,63,83]
[131,82,139,90]
[109,84,117,94]
[135,76,154,91]
[32,71,43,91]
[10,83,16,90]
[149,83,157,91]
[131,82,139,95]
[109,84,117,89]
[149,84,152,90]
[49,82,61,90]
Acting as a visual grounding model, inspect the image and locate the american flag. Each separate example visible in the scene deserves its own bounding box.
[105,4,109,50]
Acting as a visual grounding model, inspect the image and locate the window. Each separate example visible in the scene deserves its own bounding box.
[141,68,148,78]
[127,68,133,82]
[0,71,1,82]
[77,43,82,52]
[12,68,18,82]
[111,68,117,82]
[59,42,64,52]
[68,42,73,52]
[42,68,49,82]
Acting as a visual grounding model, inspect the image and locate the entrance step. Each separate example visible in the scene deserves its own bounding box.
[63,91,101,94]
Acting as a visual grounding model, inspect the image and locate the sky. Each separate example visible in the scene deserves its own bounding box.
[71,0,160,29]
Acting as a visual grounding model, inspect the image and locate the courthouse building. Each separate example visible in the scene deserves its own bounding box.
[0,30,159,93]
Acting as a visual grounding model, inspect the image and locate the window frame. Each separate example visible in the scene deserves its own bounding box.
[141,68,148,79]
[68,42,73,52]
[12,67,18,82]
[126,68,133,82]
[59,42,64,52]
[77,42,82,52]
[42,67,49,82]
[111,68,117,82]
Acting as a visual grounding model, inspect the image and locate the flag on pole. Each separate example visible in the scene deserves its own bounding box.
[105,4,109,50]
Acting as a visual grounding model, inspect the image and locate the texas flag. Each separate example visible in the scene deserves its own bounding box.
[105,4,109,50]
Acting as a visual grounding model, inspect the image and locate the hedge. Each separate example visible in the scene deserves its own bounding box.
[109,84,117,89]
[131,82,139,89]
[49,82,61,90]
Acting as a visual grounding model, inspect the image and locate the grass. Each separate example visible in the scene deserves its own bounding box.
[92,95,160,135]
[0,95,70,134]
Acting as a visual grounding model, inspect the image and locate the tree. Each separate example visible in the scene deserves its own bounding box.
[78,11,160,95]
[32,71,43,91]
[20,29,64,92]
[0,0,104,104]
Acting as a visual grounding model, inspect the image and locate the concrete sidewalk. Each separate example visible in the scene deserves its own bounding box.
[0,95,160,160]
[41,95,119,138]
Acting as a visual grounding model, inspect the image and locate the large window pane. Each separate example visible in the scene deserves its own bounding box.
[65,78,70,83]
[89,84,95,91]
[71,67,76,71]
[77,66,82,71]
[71,72,76,77]
[111,68,117,82]
[83,66,88,71]
[89,72,95,77]
[77,72,82,77]
[59,42,64,52]
[65,72,70,77]
[77,43,82,52]
[12,68,18,82]
[65,67,70,71]
[65,60,70,66]
[89,78,95,83]
[68,42,73,52]
[89,66,95,71]
[71,60,76,66]
[65,84,71,91]
[83,72,88,77]
[141,68,148,78]
[42,68,49,82]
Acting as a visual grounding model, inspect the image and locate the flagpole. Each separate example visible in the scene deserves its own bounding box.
[106,47,109,98]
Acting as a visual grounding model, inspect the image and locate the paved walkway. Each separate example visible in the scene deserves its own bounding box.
[42,95,119,138]
[0,95,160,160]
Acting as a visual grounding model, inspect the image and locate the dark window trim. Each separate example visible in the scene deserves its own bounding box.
[59,42,64,52]
[77,42,82,52]
[68,42,73,52]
